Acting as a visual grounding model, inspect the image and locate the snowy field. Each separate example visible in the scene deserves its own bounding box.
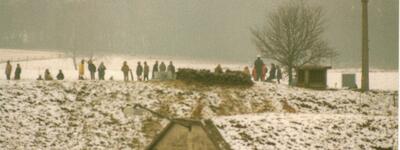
[0,49,64,63]
[0,81,397,149]
[0,55,397,91]
[0,50,398,149]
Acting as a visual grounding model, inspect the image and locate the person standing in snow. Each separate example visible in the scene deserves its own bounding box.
[251,66,257,80]
[98,62,106,80]
[44,69,53,80]
[152,61,159,79]
[267,63,276,82]
[167,61,176,74]
[276,65,282,84]
[159,62,166,72]
[5,60,12,80]
[88,59,96,80]
[262,64,268,81]
[136,61,143,81]
[167,61,176,79]
[14,64,21,80]
[214,64,223,74]
[254,55,264,81]
[143,61,149,81]
[78,60,85,80]
[56,70,64,80]
[243,66,251,79]
[121,61,130,81]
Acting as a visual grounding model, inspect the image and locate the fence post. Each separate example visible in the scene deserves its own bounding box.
[393,92,397,107]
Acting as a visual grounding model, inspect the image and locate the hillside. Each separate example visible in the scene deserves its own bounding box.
[214,113,397,150]
[0,80,397,149]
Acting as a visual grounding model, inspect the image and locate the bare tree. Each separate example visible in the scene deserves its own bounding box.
[251,1,336,85]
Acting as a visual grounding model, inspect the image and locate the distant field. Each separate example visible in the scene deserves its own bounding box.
[0,49,64,63]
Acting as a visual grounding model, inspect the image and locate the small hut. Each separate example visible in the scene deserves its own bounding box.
[295,65,331,89]
[146,118,231,150]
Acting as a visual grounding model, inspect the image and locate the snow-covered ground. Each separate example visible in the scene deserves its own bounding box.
[0,51,397,149]
[0,55,397,91]
[214,113,397,150]
[0,81,397,149]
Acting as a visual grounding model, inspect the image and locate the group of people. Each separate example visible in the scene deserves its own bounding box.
[243,55,283,83]
[4,56,281,82]
[3,59,177,81]
[77,59,176,81]
[4,60,63,81]
[211,56,283,83]
[120,60,176,81]
[78,59,107,80]
[36,69,64,81]
[4,60,21,80]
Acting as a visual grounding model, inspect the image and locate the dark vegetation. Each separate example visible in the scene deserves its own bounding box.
[176,68,253,87]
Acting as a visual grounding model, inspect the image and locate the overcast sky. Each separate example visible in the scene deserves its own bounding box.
[127,0,398,69]
[0,0,398,69]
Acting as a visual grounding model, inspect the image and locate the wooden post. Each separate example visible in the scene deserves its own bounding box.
[304,70,309,88]
[324,70,328,88]
[361,0,369,91]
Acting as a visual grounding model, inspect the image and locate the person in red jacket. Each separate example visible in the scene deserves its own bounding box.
[261,64,268,81]
[251,66,257,81]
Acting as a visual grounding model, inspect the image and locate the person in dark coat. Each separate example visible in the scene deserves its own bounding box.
[152,61,159,79]
[56,70,64,80]
[143,61,149,81]
[271,63,276,78]
[5,60,12,80]
[98,62,106,80]
[254,55,264,81]
[44,69,53,80]
[14,64,21,80]
[214,64,223,74]
[266,63,276,82]
[136,61,143,81]
[121,61,130,81]
[167,61,175,74]
[88,60,96,80]
[159,62,166,72]
[276,65,282,84]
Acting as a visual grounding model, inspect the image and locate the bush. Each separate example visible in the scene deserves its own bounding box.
[176,68,253,86]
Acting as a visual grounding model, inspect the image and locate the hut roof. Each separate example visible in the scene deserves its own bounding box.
[296,65,332,70]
